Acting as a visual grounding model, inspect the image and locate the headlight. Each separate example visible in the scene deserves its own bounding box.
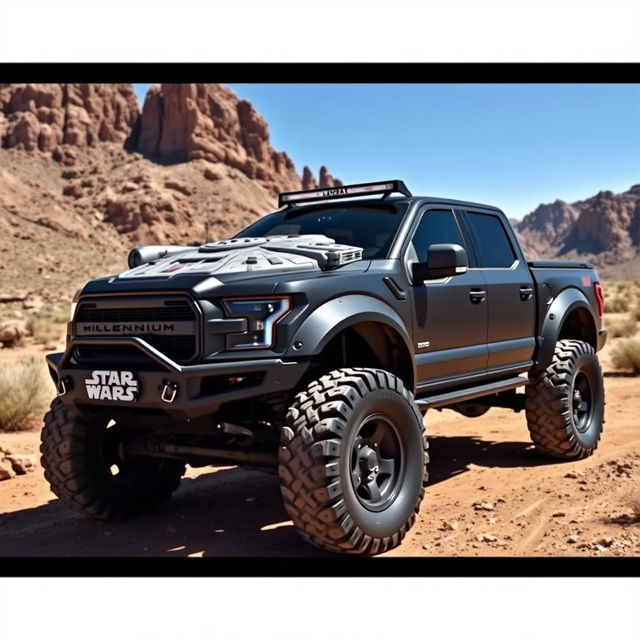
[222,297,291,350]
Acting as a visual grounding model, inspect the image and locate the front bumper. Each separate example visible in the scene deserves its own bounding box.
[46,336,309,420]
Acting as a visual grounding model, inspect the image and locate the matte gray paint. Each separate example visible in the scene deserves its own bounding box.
[285,293,415,376]
[536,287,595,369]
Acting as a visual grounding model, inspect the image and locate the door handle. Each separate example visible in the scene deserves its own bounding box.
[469,289,486,303]
[519,286,533,300]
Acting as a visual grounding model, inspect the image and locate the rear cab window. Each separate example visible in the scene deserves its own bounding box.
[463,211,516,268]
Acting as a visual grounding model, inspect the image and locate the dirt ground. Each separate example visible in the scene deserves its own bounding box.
[0,334,639,558]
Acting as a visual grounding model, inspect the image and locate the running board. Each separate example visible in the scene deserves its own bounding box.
[415,376,528,410]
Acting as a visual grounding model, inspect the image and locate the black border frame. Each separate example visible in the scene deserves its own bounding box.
[2,557,640,577]
[0,62,637,83]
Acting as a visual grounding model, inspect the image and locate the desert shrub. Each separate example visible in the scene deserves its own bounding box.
[604,296,630,313]
[631,306,640,322]
[27,302,70,325]
[41,303,70,325]
[0,358,50,432]
[25,302,69,347]
[26,317,65,347]
[606,316,637,338]
[610,338,640,375]
[628,494,640,523]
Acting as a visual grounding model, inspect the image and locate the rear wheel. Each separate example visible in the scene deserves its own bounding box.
[40,398,186,519]
[279,368,428,555]
[525,339,604,459]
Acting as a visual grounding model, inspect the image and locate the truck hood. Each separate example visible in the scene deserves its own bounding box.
[117,235,364,282]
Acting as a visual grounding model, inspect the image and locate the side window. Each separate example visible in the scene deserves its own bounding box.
[465,212,516,268]
[411,209,464,259]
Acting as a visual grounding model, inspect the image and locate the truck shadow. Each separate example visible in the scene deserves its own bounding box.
[0,467,328,558]
[427,435,561,485]
[0,433,557,558]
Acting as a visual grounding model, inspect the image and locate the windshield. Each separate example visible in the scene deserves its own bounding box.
[235,203,408,259]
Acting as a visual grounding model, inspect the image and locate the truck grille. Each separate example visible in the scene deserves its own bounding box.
[74,297,199,364]
[75,306,194,322]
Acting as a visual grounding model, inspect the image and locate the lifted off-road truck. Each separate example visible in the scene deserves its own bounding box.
[41,180,607,555]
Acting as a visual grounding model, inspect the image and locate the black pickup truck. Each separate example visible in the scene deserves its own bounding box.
[41,180,607,555]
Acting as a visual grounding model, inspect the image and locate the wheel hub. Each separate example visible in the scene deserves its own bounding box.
[358,446,379,475]
[349,414,404,512]
[572,371,593,433]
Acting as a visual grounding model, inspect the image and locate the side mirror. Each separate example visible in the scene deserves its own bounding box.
[412,243,468,284]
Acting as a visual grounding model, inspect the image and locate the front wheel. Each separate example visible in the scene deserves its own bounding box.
[40,398,186,519]
[525,339,605,459]
[279,368,428,555]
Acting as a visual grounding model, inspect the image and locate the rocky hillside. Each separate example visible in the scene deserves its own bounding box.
[0,83,342,302]
[515,184,640,264]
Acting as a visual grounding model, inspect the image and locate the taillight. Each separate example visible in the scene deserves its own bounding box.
[594,282,604,317]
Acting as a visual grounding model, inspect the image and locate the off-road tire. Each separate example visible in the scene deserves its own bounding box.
[279,368,428,555]
[525,339,604,459]
[40,397,186,519]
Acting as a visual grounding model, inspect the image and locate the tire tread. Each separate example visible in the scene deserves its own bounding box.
[279,367,428,555]
[525,339,604,459]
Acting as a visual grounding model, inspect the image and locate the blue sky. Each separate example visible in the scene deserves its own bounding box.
[133,84,640,219]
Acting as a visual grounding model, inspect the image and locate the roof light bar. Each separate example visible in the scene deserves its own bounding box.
[278,180,412,207]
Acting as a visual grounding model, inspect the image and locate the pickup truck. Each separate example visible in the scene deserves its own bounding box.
[41,179,607,555]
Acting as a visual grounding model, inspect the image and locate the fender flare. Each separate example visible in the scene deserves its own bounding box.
[536,287,597,369]
[286,295,416,383]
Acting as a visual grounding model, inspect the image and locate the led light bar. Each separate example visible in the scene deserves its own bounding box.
[278,180,412,207]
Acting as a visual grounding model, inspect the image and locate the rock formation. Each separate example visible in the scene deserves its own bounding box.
[318,165,342,188]
[0,84,139,152]
[0,83,342,199]
[302,166,317,190]
[515,184,640,263]
[134,84,303,193]
[0,83,346,301]
[517,199,581,250]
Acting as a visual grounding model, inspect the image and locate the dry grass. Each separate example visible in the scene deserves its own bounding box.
[25,302,68,347]
[615,282,628,294]
[606,316,637,338]
[26,317,65,347]
[604,296,631,313]
[0,358,51,432]
[610,338,640,375]
[628,495,640,523]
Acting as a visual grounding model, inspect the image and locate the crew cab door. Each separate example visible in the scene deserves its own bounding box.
[407,208,488,389]
[459,209,536,372]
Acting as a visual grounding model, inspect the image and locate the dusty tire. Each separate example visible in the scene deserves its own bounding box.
[279,368,428,555]
[40,398,186,519]
[525,339,604,459]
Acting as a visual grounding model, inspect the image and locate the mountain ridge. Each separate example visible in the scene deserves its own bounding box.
[513,183,640,264]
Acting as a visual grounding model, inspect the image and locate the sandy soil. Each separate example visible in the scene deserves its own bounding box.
[1,338,639,558]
